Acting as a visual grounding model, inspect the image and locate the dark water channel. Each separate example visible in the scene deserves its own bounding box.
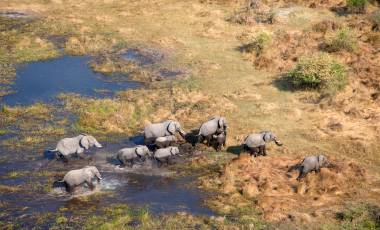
[0,54,213,227]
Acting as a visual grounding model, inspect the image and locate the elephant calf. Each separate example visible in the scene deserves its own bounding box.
[242,131,282,157]
[49,134,102,162]
[59,166,102,193]
[297,155,330,181]
[154,146,180,167]
[117,145,152,167]
[154,135,177,148]
[212,131,226,151]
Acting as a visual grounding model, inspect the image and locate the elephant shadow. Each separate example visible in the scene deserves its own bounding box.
[128,135,145,145]
[184,129,199,146]
[106,156,120,166]
[226,145,243,155]
[43,150,56,160]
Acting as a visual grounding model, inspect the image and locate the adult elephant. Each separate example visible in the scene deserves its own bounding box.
[144,120,186,144]
[58,166,102,193]
[197,116,227,145]
[49,134,102,162]
[242,131,282,157]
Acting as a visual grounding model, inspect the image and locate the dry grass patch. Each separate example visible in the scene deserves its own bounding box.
[202,154,380,223]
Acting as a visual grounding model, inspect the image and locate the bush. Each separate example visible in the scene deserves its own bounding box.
[325,27,357,52]
[369,10,380,31]
[241,33,271,55]
[287,53,347,94]
[346,0,367,13]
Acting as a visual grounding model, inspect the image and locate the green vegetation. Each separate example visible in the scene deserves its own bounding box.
[369,10,380,30]
[325,27,357,52]
[287,53,347,94]
[241,33,271,55]
[346,0,367,13]
[331,204,380,230]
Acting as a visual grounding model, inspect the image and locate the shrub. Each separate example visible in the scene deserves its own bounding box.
[325,27,357,52]
[346,0,367,13]
[241,33,271,55]
[369,10,380,31]
[287,53,347,94]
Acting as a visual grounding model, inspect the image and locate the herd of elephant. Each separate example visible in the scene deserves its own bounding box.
[49,116,330,194]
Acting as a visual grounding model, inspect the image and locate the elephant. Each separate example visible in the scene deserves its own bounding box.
[144,120,186,144]
[297,155,330,181]
[211,131,226,151]
[117,145,152,167]
[58,166,102,193]
[197,116,227,145]
[49,134,102,162]
[154,135,177,148]
[242,131,282,157]
[153,146,180,167]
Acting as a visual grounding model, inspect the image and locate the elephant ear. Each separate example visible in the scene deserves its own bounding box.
[317,155,324,166]
[167,121,176,135]
[218,117,224,129]
[135,146,143,156]
[80,136,90,150]
[262,132,271,142]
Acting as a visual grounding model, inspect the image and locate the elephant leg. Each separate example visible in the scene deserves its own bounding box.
[259,145,266,156]
[66,184,75,194]
[263,145,267,156]
[166,157,170,166]
[86,181,95,191]
[205,135,212,146]
[157,159,162,168]
[249,147,258,157]
[297,167,306,181]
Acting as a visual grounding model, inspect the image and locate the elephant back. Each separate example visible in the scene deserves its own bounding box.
[244,134,265,147]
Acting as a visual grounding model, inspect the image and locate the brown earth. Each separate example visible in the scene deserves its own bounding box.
[202,154,380,223]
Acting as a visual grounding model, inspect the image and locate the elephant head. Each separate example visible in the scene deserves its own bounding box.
[170,147,180,156]
[262,131,283,146]
[317,155,329,167]
[80,134,102,149]
[136,145,152,157]
[84,166,102,181]
[218,117,228,131]
[168,121,186,137]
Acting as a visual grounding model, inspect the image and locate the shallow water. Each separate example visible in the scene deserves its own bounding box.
[1,56,140,106]
[0,138,214,227]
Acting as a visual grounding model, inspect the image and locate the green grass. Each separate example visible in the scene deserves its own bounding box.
[346,0,367,13]
[287,53,347,94]
[325,27,357,52]
[241,32,271,55]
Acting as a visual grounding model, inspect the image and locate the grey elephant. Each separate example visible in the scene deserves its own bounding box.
[117,145,152,167]
[297,155,330,181]
[153,146,180,167]
[49,134,102,162]
[242,131,282,157]
[197,116,227,145]
[58,166,102,193]
[211,131,226,151]
[144,120,186,144]
[154,135,177,148]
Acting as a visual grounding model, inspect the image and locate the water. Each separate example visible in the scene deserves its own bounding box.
[1,56,140,106]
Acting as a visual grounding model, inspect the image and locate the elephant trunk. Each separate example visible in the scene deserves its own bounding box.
[274,139,283,146]
[178,129,186,138]
[95,141,102,148]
